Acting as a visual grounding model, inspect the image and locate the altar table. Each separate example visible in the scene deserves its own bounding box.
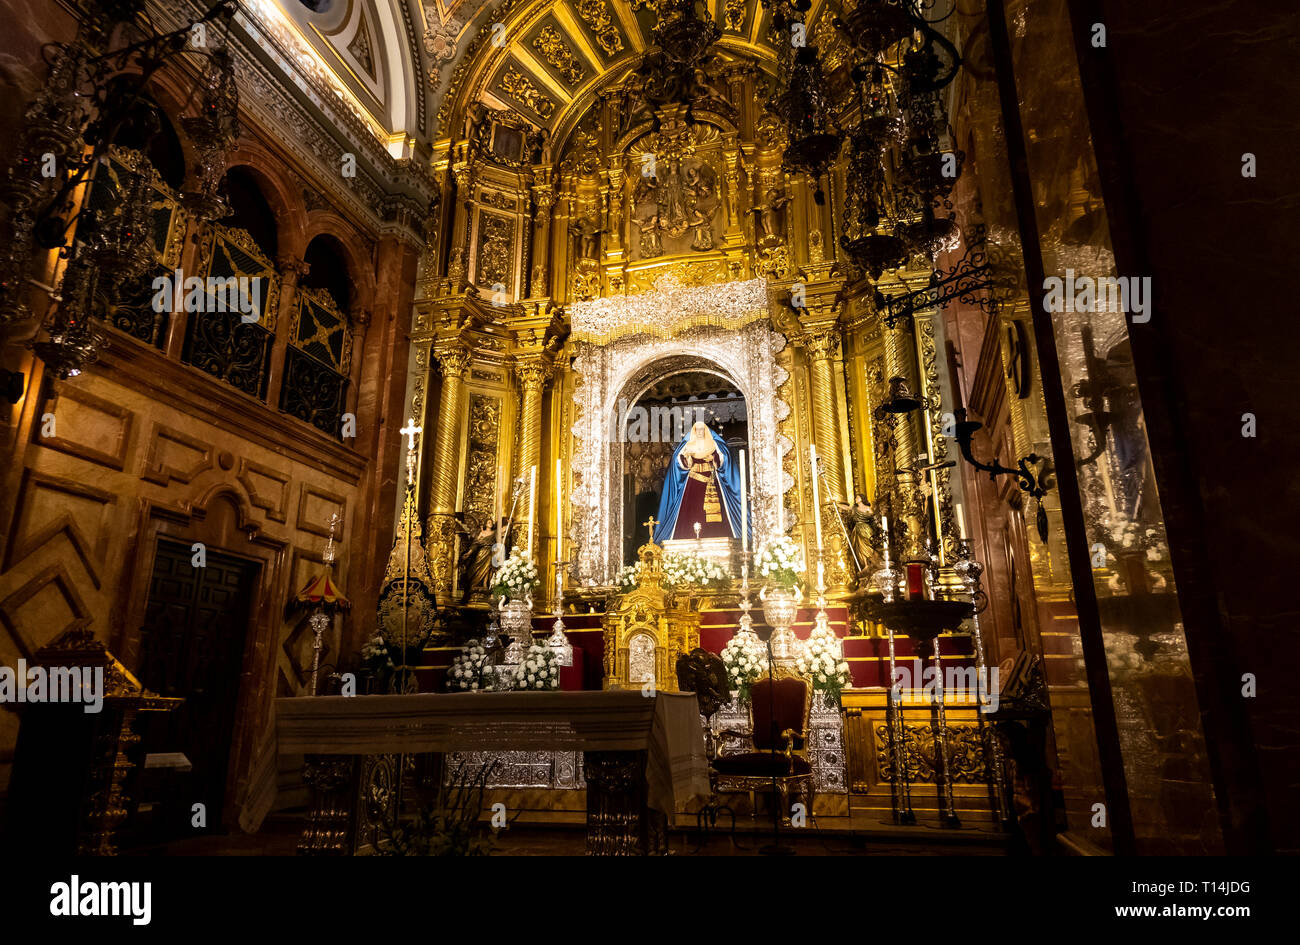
[241,690,709,855]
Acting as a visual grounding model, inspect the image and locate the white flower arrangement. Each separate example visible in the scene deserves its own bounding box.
[361,631,394,674]
[447,638,494,692]
[491,546,540,602]
[662,551,730,590]
[615,562,642,591]
[797,630,850,707]
[755,535,804,589]
[512,643,561,691]
[720,632,765,703]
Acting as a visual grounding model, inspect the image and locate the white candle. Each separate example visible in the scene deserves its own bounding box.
[810,444,823,551]
[956,502,969,540]
[739,449,748,552]
[526,465,537,556]
[882,515,891,566]
[555,458,563,575]
[777,473,785,534]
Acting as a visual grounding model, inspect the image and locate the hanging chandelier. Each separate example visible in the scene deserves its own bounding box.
[839,64,909,277]
[632,0,724,129]
[180,45,241,225]
[827,0,966,272]
[763,0,840,204]
[0,0,241,379]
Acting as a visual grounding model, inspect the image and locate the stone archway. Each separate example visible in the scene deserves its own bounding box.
[612,360,747,563]
[569,317,790,585]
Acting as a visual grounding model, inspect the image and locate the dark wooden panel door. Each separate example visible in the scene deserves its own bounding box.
[137,539,258,832]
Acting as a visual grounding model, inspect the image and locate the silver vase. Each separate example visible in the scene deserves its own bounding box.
[499,597,534,664]
[760,585,802,663]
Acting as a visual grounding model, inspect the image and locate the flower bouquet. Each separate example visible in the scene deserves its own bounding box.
[512,643,561,691]
[614,562,642,592]
[720,632,765,704]
[662,551,730,591]
[755,535,804,589]
[361,631,394,689]
[491,547,540,603]
[797,631,851,708]
[447,638,494,692]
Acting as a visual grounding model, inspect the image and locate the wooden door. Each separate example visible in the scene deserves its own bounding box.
[137,538,259,832]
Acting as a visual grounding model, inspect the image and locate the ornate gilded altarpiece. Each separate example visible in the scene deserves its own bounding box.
[568,276,791,584]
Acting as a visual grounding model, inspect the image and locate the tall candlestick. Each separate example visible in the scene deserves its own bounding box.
[526,465,536,556]
[956,502,969,540]
[739,449,748,552]
[810,444,823,551]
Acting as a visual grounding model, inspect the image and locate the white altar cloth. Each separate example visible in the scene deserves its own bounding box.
[240,690,708,832]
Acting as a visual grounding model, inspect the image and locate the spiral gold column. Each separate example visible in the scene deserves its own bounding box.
[805,328,847,503]
[427,344,470,599]
[800,326,852,587]
[514,355,553,560]
[882,315,927,561]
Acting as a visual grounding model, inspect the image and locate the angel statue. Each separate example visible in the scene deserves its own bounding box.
[750,186,792,241]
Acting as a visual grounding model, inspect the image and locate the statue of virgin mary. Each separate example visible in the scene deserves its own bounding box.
[653,421,747,542]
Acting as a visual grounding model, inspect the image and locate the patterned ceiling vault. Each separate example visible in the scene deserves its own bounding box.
[274,0,430,139]
[430,0,846,141]
[269,1,847,143]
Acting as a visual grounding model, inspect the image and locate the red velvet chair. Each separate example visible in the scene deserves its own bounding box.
[711,669,814,821]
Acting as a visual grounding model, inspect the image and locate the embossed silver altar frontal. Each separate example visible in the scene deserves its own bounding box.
[570,279,791,585]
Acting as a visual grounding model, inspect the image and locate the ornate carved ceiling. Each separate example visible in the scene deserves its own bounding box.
[268,0,431,148]
[268,1,850,155]
[431,0,839,144]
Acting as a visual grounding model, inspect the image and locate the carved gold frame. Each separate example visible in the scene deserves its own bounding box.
[570,310,790,585]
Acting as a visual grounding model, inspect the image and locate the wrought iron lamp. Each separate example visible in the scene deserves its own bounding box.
[953,407,1052,541]
[759,0,841,204]
[839,65,909,277]
[1070,323,1124,466]
[1,0,241,375]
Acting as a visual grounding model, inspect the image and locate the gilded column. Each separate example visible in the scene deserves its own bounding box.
[793,254,850,585]
[804,327,847,503]
[802,325,852,587]
[605,163,624,256]
[882,313,927,562]
[514,354,554,559]
[723,139,744,242]
[529,181,554,298]
[426,344,471,599]
[448,160,474,286]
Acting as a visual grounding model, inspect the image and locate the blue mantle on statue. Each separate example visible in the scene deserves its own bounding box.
[653,427,749,543]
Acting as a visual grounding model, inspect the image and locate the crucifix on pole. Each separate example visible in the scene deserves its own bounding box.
[397,417,422,692]
[400,417,423,487]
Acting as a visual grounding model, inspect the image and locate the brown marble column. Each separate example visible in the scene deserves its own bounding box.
[266,255,310,406]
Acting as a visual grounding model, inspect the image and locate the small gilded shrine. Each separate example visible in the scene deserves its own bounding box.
[602,535,700,691]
